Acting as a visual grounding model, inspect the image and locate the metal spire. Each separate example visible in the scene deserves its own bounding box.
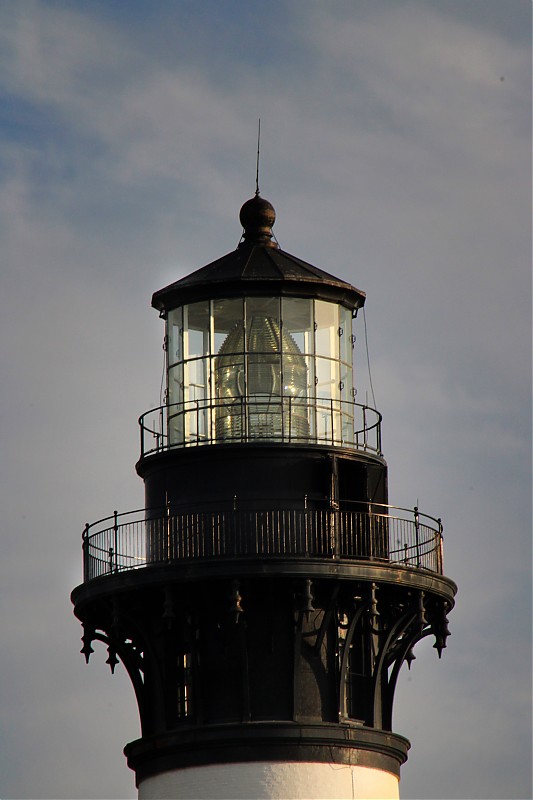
[255,118,261,196]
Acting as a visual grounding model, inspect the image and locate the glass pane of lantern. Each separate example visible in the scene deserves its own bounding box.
[215,315,245,399]
[281,298,311,441]
[282,297,313,354]
[246,355,283,440]
[167,307,184,445]
[316,356,338,399]
[184,301,210,359]
[214,298,243,353]
[214,308,245,441]
[316,355,340,443]
[168,363,183,406]
[341,399,355,445]
[246,297,281,352]
[184,357,208,441]
[182,301,210,442]
[185,359,208,401]
[339,306,354,444]
[214,298,245,441]
[168,362,184,445]
[315,300,339,360]
[168,307,183,366]
[244,300,282,438]
[246,353,281,396]
[340,365,354,445]
[339,306,353,367]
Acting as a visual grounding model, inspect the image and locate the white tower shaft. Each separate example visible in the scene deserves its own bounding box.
[138,761,400,800]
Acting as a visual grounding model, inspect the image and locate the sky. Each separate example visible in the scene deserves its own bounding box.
[0,1,530,798]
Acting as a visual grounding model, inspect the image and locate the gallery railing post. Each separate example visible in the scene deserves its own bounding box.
[113,510,119,573]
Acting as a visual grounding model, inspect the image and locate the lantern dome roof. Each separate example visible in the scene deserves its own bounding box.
[152,196,365,312]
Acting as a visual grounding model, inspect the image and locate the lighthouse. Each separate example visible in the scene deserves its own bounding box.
[72,193,456,799]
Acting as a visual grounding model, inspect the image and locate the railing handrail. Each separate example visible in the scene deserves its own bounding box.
[81,503,445,581]
[138,397,383,458]
[83,501,441,537]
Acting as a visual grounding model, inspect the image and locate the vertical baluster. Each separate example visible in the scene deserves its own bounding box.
[414,506,421,567]
[343,511,348,557]
[195,399,199,443]
[83,524,89,582]
[164,502,169,562]
[112,511,118,573]
[438,519,443,573]
[290,509,294,555]
[303,495,308,554]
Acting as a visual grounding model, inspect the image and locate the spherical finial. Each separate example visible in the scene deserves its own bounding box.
[239,194,277,247]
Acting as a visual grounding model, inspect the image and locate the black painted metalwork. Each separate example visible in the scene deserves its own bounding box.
[72,194,456,789]
[80,502,444,581]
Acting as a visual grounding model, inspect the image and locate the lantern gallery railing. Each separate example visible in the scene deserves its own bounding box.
[139,398,382,457]
[81,503,444,582]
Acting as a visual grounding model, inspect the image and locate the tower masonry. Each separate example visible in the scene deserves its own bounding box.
[72,194,456,800]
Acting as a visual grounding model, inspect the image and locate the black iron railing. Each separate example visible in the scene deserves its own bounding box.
[82,503,444,582]
[138,398,382,457]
